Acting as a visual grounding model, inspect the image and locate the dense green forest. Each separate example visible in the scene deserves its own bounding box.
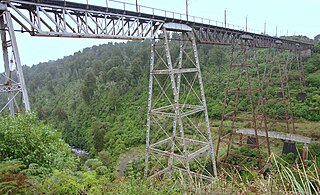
[1,37,320,193]
[22,38,320,157]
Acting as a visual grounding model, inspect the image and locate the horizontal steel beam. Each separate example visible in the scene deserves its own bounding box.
[175,137,208,145]
[151,104,204,117]
[0,84,22,93]
[149,167,170,179]
[188,145,209,160]
[3,0,313,49]
[149,147,185,160]
[236,129,311,143]
[173,166,213,180]
[152,68,198,75]
[149,137,171,148]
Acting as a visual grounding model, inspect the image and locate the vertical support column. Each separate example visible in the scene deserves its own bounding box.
[0,14,14,115]
[254,43,270,157]
[144,38,155,178]
[176,34,190,173]
[302,143,308,161]
[216,44,235,161]
[290,44,306,102]
[244,41,262,169]
[296,46,305,93]
[145,24,217,180]
[238,134,243,145]
[0,10,30,115]
[162,28,179,177]
[190,31,217,176]
[263,42,295,137]
[5,12,30,113]
[277,46,295,134]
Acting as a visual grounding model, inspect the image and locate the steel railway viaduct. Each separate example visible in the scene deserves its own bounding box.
[0,0,313,180]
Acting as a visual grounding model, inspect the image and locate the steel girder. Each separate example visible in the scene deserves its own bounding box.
[0,0,313,50]
[3,0,163,40]
[193,26,312,50]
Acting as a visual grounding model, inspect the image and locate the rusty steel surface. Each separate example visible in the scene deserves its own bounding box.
[216,36,270,171]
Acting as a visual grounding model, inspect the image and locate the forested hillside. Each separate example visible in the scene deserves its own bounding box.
[1,37,319,194]
[24,41,151,157]
[21,39,320,163]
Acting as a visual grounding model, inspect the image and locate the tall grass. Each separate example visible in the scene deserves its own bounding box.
[166,153,320,194]
[271,152,320,194]
[1,153,319,194]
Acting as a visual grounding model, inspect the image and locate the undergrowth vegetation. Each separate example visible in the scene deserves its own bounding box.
[0,114,320,194]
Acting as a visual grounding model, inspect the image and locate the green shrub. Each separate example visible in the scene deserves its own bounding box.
[95,166,109,175]
[84,158,103,170]
[98,150,112,165]
[0,114,77,171]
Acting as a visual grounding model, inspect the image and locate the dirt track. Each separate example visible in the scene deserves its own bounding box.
[118,154,142,177]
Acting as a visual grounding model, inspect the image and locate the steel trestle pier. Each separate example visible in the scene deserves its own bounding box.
[145,25,217,180]
[0,0,313,179]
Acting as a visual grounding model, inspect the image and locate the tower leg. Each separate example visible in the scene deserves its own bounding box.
[144,39,155,178]
[190,32,217,176]
[0,11,30,115]
[302,143,308,161]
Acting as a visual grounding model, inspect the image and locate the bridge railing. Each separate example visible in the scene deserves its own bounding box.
[68,0,263,35]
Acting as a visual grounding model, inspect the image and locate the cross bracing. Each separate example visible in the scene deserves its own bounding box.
[1,0,313,49]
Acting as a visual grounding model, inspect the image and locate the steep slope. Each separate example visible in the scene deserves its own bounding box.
[20,39,320,165]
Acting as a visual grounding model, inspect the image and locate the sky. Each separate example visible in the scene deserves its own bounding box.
[0,0,319,72]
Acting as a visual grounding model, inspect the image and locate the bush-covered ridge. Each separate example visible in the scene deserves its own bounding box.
[19,40,320,158]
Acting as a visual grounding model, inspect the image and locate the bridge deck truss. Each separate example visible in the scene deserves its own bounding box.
[2,0,313,50]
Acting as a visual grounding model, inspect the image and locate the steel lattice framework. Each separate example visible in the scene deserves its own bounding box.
[216,35,270,171]
[0,0,312,48]
[216,38,309,171]
[0,10,30,114]
[0,0,312,115]
[262,44,296,134]
[0,0,313,179]
[3,0,164,39]
[260,42,309,160]
[145,26,217,180]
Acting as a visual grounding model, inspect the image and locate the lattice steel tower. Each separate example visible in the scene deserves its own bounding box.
[216,35,270,170]
[262,42,296,135]
[145,24,217,180]
[289,44,306,102]
[262,42,307,155]
[0,9,30,115]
